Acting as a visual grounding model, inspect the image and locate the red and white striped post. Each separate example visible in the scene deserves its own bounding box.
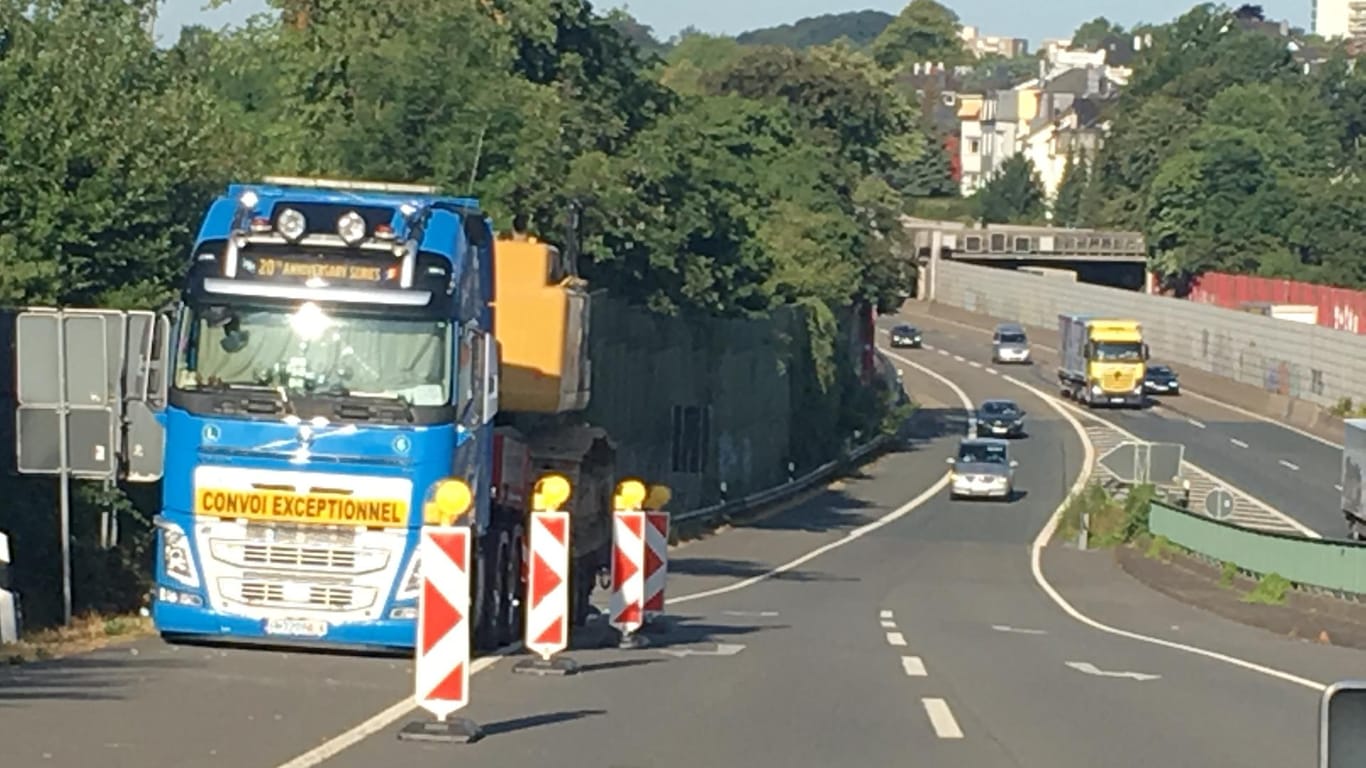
[514,474,580,676]
[398,524,482,744]
[609,479,648,648]
[641,484,671,632]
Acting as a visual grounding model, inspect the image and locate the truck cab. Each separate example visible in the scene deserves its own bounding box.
[152,177,503,651]
[1057,314,1149,407]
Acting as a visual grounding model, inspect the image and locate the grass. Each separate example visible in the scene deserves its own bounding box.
[1,611,153,665]
[1055,481,1155,547]
[1242,573,1292,605]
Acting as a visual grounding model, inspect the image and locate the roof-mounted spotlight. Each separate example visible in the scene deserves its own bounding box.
[277,207,307,242]
[337,210,367,246]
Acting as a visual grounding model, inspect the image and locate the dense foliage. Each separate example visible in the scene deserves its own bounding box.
[1074,3,1366,290]
[0,0,960,626]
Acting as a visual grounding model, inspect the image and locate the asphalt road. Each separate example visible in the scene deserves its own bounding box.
[892,307,1345,538]
[4,350,1360,767]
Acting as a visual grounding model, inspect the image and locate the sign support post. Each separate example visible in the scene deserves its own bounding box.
[514,474,580,677]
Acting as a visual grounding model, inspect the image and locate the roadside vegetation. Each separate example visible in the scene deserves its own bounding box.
[1,612,152,665]
[1055,481,1296,605]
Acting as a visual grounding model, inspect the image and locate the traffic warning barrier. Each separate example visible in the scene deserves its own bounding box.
[398,525,482,743]
[610,479,648,648]
[641,485,671,628]
[514,474,580,677]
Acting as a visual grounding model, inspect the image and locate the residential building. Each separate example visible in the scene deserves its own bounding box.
[958,66,1116,198]
[1314,0,1350,38]
[958,25,1029,58]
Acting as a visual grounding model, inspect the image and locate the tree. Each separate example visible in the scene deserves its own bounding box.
[1053,153,1089,227]
[974,154,1046,224]
[737,10,894,49]
[1070,17,1124,49]
[869,0,969,70]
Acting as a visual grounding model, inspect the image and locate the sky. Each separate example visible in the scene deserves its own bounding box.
[155,0,1312,48]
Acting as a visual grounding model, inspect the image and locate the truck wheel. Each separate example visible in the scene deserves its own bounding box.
[499,527,525,647]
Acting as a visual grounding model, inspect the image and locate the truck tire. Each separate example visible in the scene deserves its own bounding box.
[497,526,525,647]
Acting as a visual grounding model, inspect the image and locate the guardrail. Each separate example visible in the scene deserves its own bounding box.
[1148,500,1366,595]
[672,433,893,530]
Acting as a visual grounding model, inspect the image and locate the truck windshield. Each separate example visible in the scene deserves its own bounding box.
[173,301,452,406]
[1093,341,1143,362]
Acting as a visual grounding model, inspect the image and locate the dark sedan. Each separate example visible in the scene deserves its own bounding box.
[1144,364,1180,395]
[976,398,1026,438]
[890,324,922,348]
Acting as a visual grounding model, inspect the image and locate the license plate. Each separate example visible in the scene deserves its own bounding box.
[1109,397,1127,404]
[264,617,329,637]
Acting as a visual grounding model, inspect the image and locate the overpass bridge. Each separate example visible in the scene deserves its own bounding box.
[901,216,1151,293]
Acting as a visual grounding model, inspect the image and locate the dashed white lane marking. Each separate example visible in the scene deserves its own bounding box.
[880,620,897,628]
[902,656,928,677]
[968,361,982,368]
[1279,459,1300,472]
[1187,418,1206,429]
[985,367,999,375]
[880,609,894,619]
[1230,438,1249,448]
[1336,484,1344,492]
[887,632,907,647]
[923,698,965,739]
[938,349,949,356]
[952,354,965,362]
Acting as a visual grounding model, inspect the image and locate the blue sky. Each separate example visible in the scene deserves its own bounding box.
[156,0,1311,48]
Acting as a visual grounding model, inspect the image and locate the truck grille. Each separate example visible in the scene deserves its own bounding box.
[219,578,376,611]
[209,539,389,575]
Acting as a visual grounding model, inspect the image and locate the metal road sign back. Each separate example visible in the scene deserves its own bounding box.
[15,308,169,482]
[1098,440,1185,486]
[1204,488,1235,520]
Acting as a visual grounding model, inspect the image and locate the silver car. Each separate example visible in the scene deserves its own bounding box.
[992,323,1031,364]
[946,437,1018,500]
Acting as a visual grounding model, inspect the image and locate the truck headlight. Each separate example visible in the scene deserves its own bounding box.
[1091,384,1103,395]
[158,521,199,589]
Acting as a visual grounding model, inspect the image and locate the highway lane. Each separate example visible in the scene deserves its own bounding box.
[870,345,1325,766]
[892,307,1345,537]
[315,343,1338,767]
[0,369,969,768]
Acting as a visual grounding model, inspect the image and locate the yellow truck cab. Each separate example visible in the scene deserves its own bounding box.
[1057,314,1148,407]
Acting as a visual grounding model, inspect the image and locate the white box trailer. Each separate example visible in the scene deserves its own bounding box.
[1343,419,1366,540]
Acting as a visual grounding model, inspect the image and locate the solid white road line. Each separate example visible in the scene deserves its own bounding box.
[1279,459,1301,472]
[1230,438,1249,448]
[902,656,928,677]
[274,651,511,768]
[888,342,1328,693]
[922,698,965,739]
[887,631,908,647]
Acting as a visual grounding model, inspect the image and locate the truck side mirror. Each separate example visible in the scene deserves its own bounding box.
[1142,343,1150,361]
[1321,681,1366,766]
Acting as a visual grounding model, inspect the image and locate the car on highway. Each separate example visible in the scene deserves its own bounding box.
[890,323,922,348]
[946,437,1017,500]
[976,398,1026,438]
[991,323,1031,364]
[1143,364,1180,395]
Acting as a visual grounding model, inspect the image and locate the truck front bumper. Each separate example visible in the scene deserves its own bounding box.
[153,594,417,651]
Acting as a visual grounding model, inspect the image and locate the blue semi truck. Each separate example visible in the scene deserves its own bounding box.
[149,176,617,651]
